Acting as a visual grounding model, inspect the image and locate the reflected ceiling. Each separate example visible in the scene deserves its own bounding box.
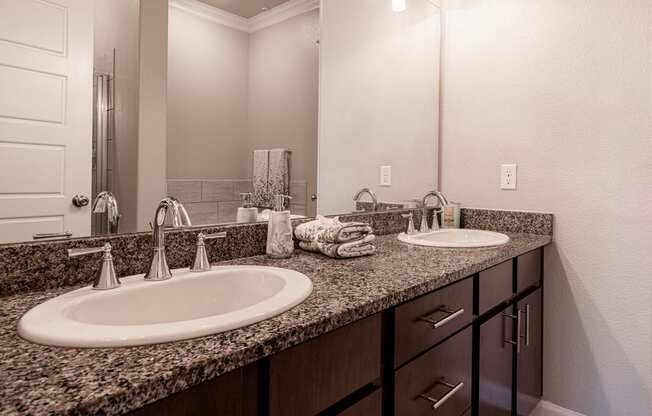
[195,0,292,18]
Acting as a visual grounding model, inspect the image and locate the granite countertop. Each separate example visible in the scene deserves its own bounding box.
[0,232,551,416]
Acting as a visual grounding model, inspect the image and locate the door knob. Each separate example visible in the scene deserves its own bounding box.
[310,194,317,201]
[72,194,90,207]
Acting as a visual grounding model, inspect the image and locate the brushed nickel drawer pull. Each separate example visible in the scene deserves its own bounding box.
[419,379,465,410]
[419,307,465,329]
[502,312,521,354]
[33,231,73,240]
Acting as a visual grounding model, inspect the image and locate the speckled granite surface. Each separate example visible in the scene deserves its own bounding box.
[0,232,551,416]
[461,208,553,235]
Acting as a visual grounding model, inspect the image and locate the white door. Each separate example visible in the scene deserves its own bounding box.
[0,0,93,243]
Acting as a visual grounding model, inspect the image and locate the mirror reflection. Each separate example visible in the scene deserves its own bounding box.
[166,0,319,225]
[0,0,441,244]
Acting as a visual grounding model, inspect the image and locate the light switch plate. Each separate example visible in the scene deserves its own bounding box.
[380,166,392,187]
[501,164,517,190]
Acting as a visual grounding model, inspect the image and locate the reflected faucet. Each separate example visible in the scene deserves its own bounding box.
[353,188,379,211]
[145,197,192,281]
[421,191,450,232]
[92,191,120,234]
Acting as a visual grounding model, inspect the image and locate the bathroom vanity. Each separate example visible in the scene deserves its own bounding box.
[0,208,551,416]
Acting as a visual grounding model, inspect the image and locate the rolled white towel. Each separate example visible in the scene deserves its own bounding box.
[295,216,373,244]
[299,234,376,258]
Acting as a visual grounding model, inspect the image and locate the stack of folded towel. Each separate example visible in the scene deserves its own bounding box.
[294,216,376,258]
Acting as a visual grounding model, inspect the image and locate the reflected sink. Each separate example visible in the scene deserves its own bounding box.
[398,229,509,248]
[18,266,313,348]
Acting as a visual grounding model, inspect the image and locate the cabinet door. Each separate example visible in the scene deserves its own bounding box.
[339,389,382,416]
[478,306,514,416]
[128,364,258,416]
[269,314,381,416]
[516,289,543,415]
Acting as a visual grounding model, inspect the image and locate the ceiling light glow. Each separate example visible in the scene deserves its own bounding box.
[392,0,406,12]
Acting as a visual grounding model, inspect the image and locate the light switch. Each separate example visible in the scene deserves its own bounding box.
[380,166,392,187]
[501,164,517,190]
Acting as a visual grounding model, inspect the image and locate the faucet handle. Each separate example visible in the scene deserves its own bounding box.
[68,243,120,290]
[191,232,227,272]
[401,213,417,235]
[419,208,431,233]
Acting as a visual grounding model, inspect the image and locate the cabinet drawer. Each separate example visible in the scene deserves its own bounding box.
[339,389,382,416]
[395,277,473,366]
[517,249,542,292]
[269,314,381,416]
[478,260,513,315]
[395,327,472,416]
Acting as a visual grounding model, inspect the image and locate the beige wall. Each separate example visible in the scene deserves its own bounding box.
[167,6,250,179]
[248,9,319,213]
[318,0,440,215]
[440,0,652,414]
[93,0,140,233]
[137,0,168,231]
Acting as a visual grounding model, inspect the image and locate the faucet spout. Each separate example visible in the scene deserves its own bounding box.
[421,191,450,232]
[353,188,379,211]
[145,197,191,281]
[92,191,120,234]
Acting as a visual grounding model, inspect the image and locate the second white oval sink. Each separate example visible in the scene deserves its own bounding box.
[398,229,509,248]
[18,266,313,348]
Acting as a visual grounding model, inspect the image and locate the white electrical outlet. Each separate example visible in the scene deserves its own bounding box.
[380,165,392,186]
[501,164,517,190]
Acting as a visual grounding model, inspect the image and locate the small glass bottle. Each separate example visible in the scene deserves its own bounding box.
[441,202,461,229]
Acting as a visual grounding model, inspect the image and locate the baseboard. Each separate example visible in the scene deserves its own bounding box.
[531,400,587,416]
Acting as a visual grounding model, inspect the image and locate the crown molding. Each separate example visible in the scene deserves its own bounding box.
[169,0,319,33]
[169,0,250,32]
[249,0,320,32]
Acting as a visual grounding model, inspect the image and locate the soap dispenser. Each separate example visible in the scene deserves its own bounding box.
[236,192,258,223]
[266,194,294,258]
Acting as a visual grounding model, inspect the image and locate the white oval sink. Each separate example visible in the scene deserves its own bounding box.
[18,266,313,348]
[398,229,509,248]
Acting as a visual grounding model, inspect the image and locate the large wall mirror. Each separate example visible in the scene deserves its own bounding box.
[0,0,441,245]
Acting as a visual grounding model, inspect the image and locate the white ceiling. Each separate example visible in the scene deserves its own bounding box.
[195,0,292,18]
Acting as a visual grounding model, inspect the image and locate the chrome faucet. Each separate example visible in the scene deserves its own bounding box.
[145,197,192,281]
[421,191,450,232]
[93,191,120,234]
[353,188,379,211]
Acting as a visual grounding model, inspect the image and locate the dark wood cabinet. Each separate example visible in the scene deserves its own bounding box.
[517,250,542,292]
[339,389,382,416]
[129,363,259,416]
[516,289,543,416]
[395,327,472,416]
[478,305,515,416]
[476,255,543,416]
[269,314,381,416]
[478,260,513,315]
[395,276,473,367]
